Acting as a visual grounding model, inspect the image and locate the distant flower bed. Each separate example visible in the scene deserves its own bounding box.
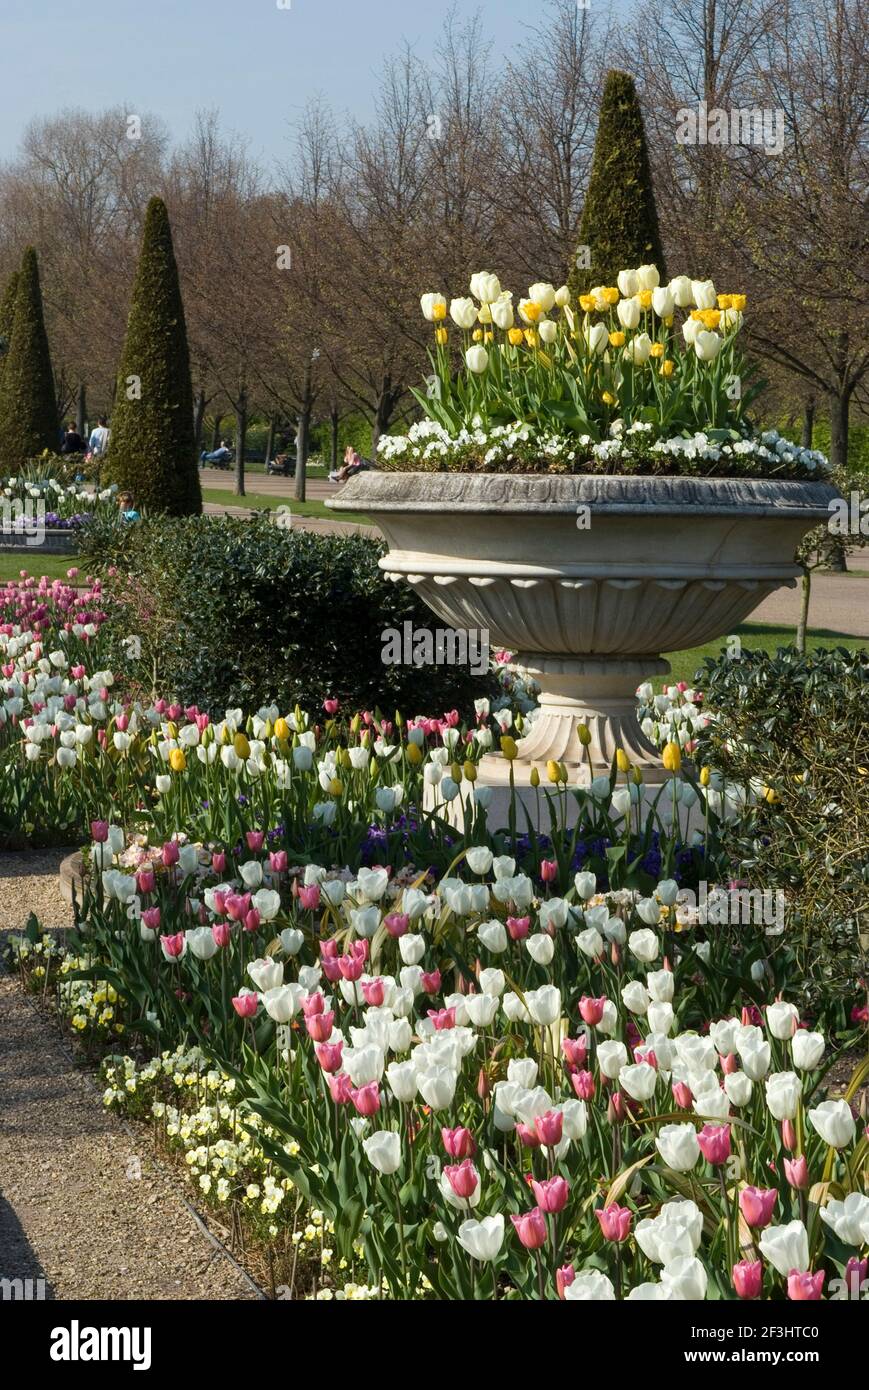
[377,268,830,480]
[1,468,118,527]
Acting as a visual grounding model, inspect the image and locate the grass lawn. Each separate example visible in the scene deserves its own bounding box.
[202,488,372,527]
[0,551,85,583]
[663,622,865,685]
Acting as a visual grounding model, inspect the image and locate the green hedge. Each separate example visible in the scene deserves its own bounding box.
[694,646,869,1022]
[93,515,496,716]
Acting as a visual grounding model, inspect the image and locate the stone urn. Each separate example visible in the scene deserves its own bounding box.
[328,473,836,784]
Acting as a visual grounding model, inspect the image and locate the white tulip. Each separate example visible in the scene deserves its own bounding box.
[457,1214,504,1262]
[465,345,489,374]
[636,264,660,290]
[652,287,675,317]
[791,1030,825,1070]
[564,1270,616,1301]
[617,297,641,330]
[691,279,717,309]
[420,292,446,322]
[617,268,640,298]
[758,1220,809,1277]
[656,1123,701,1172]
[528,282,556,312]
[807,1099,856,1148]
[362,1129,401,1175]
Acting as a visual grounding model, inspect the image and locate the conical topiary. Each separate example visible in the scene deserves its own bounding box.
[105,196,201,515]
[568,71,666,296]
[0,269,20,378]
[0,251,58,470]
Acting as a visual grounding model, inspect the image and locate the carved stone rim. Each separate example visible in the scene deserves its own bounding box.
[328,471,837,518]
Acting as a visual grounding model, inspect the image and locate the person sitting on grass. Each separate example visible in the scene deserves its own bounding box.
[117,491,140,522]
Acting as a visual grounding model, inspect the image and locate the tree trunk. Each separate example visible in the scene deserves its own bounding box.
[370,374,396,459]
[265,415,277,468]
[801,397,815,450]
[330,401,340,472]
[211,414,223,451]
[795,568,811,653]
[294,363,313,503]
[193,390,206,454]
[235,387,247,498]
[76,383,86,440]
[828,382,850,473]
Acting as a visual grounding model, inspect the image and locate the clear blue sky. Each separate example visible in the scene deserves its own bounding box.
[1,0,621,167]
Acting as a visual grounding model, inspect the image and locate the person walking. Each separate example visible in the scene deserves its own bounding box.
[88,416,110,456]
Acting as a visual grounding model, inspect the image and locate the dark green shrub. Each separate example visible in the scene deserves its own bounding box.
[98,515,497,715]
[0,249,58,471]
[694,647,869,1024]
[568,71,666,296]
[0,268,19,375]
[105,197,201,515]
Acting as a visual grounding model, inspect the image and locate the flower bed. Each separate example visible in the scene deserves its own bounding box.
[377,267,831,479]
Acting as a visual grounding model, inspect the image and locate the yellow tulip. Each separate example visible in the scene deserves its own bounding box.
[406,742,423,766]
[603,286,620,306]
[169,747,186,773]
[500,735,518,761]
[699,765,711,786]
[274,717,290,742]
[616,748,631,773]
[579,294,596,313]
[662,741,682,773]
[233,733,251,760]
[638,289,653,309]
[576,723,592,748]
[435,327,448,345]
[530,766,540,787]
[660,359,675,377]
[731,293,747,310]
[630,765,643,786]
[609,330,625,348]
[508,327,524,346]
[650,342,665,358]
[463,760,477,783]
[717,294,732,309]
[329,777,343,797]
[602,391,617,406]
[546,759,562,783]
[166,720,178,740]
[451,761,463,783]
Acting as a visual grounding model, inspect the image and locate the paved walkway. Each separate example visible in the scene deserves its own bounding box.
[750,575,869,639]
[200,467,375,536]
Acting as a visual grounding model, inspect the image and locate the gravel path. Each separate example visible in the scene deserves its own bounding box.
[0,970,261,1300]
[0,849,74,931]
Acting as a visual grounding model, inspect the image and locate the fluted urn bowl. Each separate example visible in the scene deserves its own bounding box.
[328,472,836,783]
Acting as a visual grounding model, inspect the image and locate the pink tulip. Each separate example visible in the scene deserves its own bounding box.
[787,1270,825,1301]
[315,1042,344,1073]
[231,993,258,1018]
[305,1011,335,1042]
[516,1123,541,1149]
[269,850,288,873]
[732,1260,763,1299]
[246,831,265,852]
[532,1177,569,1214]
[384,912,409,938]
[562,1036,588,1069]
[428,1007,456,1031]
[298,884,321,911]
[571,1070,595,1101]
[328,1072,353,1105]
[91,820,109,843]
[211,922,231,948]
[534,1110,563,1147]
[225,893,251,922]
[540,859,558,883]
[243,909,261,934]
[159,931,185,958]
[441,1127,476,1159]
[361,978,385,1007]
[845,1257,868,1296]
[578,995,606,1025]
[141,907,161,931]
[350,1082,381,1117]
[739,1187,777,1229]
[511,1208,548,1250]
[302,992,325,1017]
[136,869,156,895]
[161,841,180,868]
[323,698,339,715]
[556,1265,575,1299]
[784,1155,809,1190]
[338,953,365,982]
[697,1123,731,1167]
[595,1202,632,1242]
[672,1081,693,1109]
[720,1052,738,1074]
[444,1160,478,1200]
[506,915,530,940]
[421,969,441,994]
[781,1119,797,1153]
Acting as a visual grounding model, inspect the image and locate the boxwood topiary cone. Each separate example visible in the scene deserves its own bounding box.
[0,269,20,382]
[568,71,666,297]
[105,196,202,515]
[0,251,58,471]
